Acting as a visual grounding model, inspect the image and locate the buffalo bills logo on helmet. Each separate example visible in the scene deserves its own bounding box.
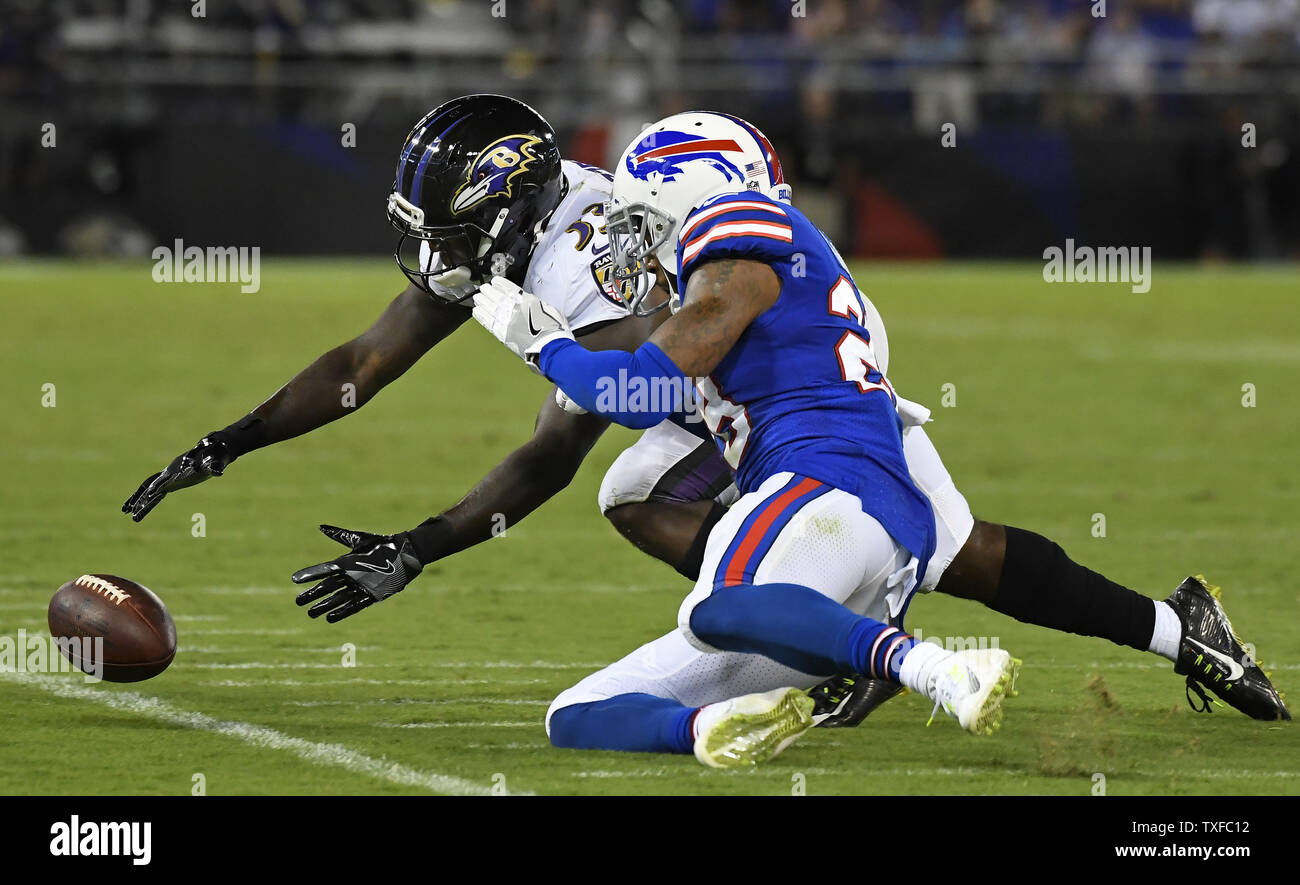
[624,131,745,184]
[450,133,544,215]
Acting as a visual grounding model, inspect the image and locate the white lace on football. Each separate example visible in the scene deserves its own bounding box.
[75,575,131,605]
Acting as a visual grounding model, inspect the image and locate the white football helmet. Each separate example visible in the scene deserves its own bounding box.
[605,111,791,314]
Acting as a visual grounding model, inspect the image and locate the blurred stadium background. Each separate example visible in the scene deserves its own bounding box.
[2,0,1297,262]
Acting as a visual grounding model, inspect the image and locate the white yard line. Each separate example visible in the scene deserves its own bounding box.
[189,662,393,670]
[573,768,678,779]
[207,678,549,688]
[376,721,537,729]
[431,660,606,669]
[177,644,378,654]
[2,671,515,795]
[189,660,605,670]
[186,628,304,636]
[469,582,666,594]
[177,644,376,654]
[570,765,1300,781]
[301,646,381,653]
[183,646,381,654]
[289,698,548,707]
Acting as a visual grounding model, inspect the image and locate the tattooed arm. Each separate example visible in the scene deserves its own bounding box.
[646,259,781,376]
[531,259,781,429]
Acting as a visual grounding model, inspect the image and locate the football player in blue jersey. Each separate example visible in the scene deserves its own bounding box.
[474,111,1288,767]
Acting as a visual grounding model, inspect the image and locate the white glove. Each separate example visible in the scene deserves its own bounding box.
[895,396,932,428]
[555,388,588,415]
[428,265,478,303]
[417,241,479,302]
[472,276,574,373]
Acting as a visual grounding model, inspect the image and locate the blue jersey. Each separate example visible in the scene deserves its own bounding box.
[677,192,936,580]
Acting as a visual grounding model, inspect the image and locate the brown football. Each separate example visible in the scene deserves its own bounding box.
[48,574,178,682]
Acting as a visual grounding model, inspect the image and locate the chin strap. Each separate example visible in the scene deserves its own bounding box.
[427,264,478,303]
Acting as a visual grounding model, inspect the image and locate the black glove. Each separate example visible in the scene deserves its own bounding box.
[808,674,904,728]
[291,524,424,623]
[122,436,234,522]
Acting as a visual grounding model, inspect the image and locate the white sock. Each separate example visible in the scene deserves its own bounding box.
[1147,600,1182,661]
[897,641,952,699]
[690,704,710,741]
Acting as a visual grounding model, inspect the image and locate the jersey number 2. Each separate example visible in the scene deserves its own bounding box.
[828,275,893,400]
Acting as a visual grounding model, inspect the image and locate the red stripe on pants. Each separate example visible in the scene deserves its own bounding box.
[721,477,822,587]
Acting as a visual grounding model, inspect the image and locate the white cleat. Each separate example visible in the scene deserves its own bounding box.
[930,649,1021,736]
[693,687,816,769]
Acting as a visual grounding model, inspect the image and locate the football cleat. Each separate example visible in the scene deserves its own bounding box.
[693,687,816,769]
[1166,575,1290,721]
[808,674,904,727]
[929,648,1020,736]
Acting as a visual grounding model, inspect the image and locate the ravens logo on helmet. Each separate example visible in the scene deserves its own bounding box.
[450,134,545,215]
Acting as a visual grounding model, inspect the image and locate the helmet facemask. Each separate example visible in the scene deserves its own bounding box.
[388,191,510,304]
[606,200,679,316]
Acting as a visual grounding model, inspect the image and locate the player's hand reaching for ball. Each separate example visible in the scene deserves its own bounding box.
[291,524,424,623]
[121,436,234,522]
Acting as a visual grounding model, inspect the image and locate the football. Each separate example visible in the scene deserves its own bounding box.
[47,574,178,683]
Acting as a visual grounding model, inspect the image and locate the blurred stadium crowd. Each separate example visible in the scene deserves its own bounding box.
[1,0,1297,259]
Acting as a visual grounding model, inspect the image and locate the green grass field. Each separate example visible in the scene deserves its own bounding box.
[1,259,1296,796]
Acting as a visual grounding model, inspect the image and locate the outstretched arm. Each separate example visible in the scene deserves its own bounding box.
[245,282,467,446]
[124,282,465,521]
[292,311,661,621]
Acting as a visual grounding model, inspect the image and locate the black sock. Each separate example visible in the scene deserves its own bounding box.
[992,525,1155,651]
[675,502,729,581]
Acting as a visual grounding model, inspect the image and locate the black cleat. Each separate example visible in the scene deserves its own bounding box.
[808,674,904,728]
[1166,575,1290,721]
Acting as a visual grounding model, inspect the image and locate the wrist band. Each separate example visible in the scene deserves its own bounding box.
[406,516,456,565]
[207,414,270,459]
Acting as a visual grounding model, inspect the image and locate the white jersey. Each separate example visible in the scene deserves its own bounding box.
[524,160,631,331]
[419,160,631,331]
